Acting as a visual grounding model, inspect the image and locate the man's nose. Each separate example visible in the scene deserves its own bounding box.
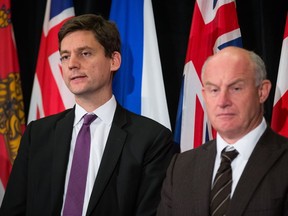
[68,54,80,69]
[217,90,232,108]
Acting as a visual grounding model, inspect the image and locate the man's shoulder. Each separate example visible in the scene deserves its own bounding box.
[28,108,74,126]
[177,140,215,159]
[261,127,288,149]
[115,104,171,131]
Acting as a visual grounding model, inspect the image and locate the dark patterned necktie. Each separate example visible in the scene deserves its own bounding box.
[210,147,238,216]
[63,114,97,216]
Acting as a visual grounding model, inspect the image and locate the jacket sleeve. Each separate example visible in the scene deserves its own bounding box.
[134,127,177,216]
[0,122,32,216]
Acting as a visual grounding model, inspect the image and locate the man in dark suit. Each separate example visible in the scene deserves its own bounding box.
[157,46,288,216]
[0,14,175,216]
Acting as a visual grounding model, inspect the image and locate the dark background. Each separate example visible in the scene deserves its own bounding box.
[11,0,288,132]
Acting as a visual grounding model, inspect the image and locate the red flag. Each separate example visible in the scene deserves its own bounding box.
[28,0,75,122]
[174,0,242,152]
[271,13,288,137]
[0,0,25,204]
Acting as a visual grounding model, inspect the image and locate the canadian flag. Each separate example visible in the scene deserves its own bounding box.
[271,14,288,137]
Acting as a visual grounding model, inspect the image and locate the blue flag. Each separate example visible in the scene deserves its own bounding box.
[110,0,171,129]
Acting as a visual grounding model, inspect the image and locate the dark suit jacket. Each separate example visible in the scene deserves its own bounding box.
[157,127,288,216]
[0,104,176,216]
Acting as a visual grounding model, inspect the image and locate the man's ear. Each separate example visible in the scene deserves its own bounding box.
[111,51,121,71]
[259,79,272,104]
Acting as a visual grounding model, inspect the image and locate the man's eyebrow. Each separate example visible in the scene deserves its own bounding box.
[77,46,92,51]
[59,50,69,55]
[203,81,217,87]
[203,79,245,87]
[227,79,245,87]
[60,46,93,54]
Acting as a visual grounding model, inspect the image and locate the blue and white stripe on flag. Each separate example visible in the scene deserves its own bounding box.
[109,0,171,129]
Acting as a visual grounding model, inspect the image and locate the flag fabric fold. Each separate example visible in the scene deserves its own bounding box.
[109,0,171,129]
[174,0,242,152]
[28,0,75,123]
[0,0,25,205]
[271,13,288,137]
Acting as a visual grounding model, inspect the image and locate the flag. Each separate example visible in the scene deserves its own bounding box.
[0,0,25,205]
[174,0,242,152]
[109,0,171,129]
[28,0,75,123]
[271,13,288,137]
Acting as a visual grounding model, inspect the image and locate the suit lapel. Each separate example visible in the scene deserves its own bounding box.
[178,141,216,215]
[50,109,75,215]
[86,105,127,215]
[228,128,286,216]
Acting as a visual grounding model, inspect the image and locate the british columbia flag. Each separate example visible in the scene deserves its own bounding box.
[0,0,25,205]
[174,0,242,152]
[28,0,75,123]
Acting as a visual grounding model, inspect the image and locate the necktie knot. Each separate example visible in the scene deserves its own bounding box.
[221,148,238,163]
[83,114,97,125]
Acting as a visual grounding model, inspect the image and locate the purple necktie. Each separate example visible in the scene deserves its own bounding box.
[63,114,97,216]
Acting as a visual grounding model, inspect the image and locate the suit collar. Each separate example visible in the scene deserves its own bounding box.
[50,108,75,215]
[216,118,267,161]
[183,141,216,215]
[228,127,287,216]
[74,95,117,126]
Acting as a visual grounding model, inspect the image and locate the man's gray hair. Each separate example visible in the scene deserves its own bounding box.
[201,49,267,86]
[248,50,267,86]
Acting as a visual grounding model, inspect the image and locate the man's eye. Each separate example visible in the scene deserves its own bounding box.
[82,51,91,57]
[210,88,219,93]
[231,87,242,92]
[60,55,69,62]
[205,87,219,96]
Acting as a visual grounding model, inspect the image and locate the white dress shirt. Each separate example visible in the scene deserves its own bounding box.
[212,118,267,197]
[62,95,116,216]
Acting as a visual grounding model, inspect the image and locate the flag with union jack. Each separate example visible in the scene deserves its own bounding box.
[0,0,25,205]
[28,0,75,123]
[271,13,288,137]
[174,0,242,152]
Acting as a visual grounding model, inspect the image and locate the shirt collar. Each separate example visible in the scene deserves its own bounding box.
[216,118,267,160]
[74,95,117,126]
